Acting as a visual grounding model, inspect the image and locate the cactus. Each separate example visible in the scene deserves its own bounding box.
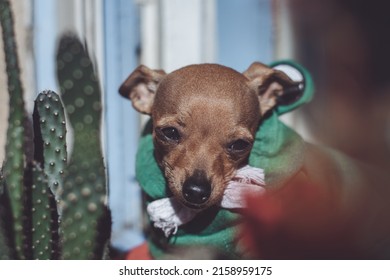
[57,35,109,259]
[33,91,68,200]
[0,205,13,259]
[0,170,14,259]
[0,0,111,260]
[29,162,59,259]
[29,90,67,259]
[0,210,11,260]
[0,0,28,259]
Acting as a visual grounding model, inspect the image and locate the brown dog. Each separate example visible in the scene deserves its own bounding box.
[120,63,390,259]
[119,63,298,210]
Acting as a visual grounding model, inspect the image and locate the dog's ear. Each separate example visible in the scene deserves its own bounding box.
[243,62,303,116]
[119,65,166,115]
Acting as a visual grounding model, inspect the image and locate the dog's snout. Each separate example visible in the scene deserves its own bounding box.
[182,170,211,206]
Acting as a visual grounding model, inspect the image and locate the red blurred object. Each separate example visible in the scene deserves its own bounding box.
[242,171,378,259]
[125,242,152,260]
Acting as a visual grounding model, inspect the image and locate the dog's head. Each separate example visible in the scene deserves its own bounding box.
[119,63,299,209]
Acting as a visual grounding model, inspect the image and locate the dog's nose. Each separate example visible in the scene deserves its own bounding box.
[182,170,211,205]
[183,183,211,205]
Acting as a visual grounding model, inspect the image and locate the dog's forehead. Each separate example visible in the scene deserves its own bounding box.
[152,64,260,130]
[169,63,245,80]
[157,64,250,99]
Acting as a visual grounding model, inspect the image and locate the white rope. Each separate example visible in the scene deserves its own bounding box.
[147,165,265,237]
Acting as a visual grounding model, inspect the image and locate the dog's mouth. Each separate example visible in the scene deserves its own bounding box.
[181,199,210,210]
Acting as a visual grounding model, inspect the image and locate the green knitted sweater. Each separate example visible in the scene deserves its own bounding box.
[135,60,314,259]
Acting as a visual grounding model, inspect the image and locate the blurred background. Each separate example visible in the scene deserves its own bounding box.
[1,0,390,254]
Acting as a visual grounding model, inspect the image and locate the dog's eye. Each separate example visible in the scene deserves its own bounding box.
[160,127,181,142]
[228,139,251,152]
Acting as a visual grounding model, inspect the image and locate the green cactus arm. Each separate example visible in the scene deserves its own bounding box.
[0,169,16,259]
[19,90,67,260]
[33,90,67,200]
[0,221,12,260]
[0,0,27,259]
[56,35,110,259]
[29,162,59,260]
[0,200,12,260]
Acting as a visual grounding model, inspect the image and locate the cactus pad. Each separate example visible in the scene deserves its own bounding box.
[0,0,27,259]
[0,170,14,259]
[57,35,110,259]
[33,90,67,200]
[29,162,59,259]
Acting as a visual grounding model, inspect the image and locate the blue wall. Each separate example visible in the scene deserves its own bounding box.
[104,0,143,251]
[217,0,273,72]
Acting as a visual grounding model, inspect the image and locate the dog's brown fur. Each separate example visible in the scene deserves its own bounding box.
[119,63,296,209]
